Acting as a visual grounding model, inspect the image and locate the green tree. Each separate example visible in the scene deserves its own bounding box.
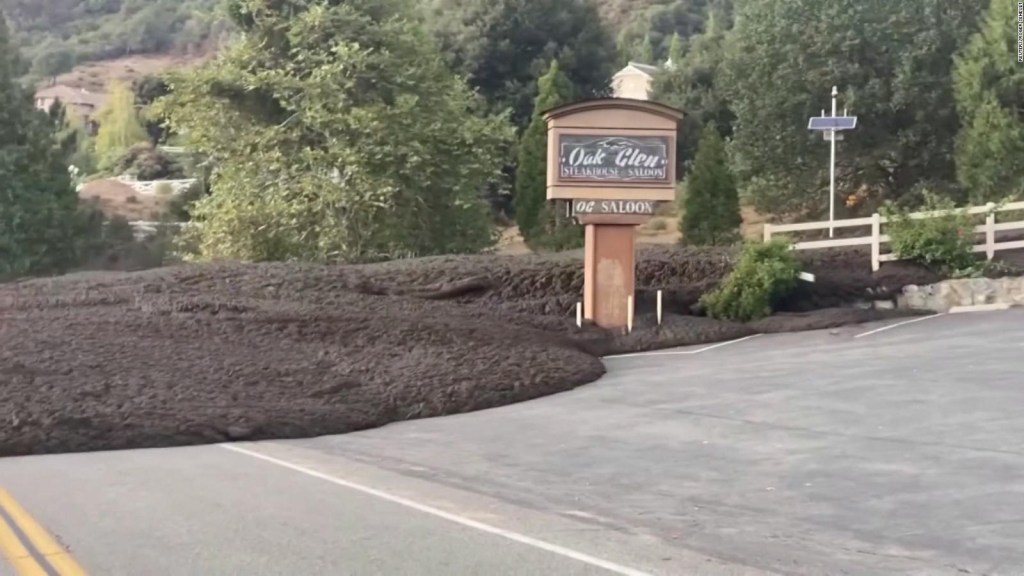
[666,32,683,65]
[30,43,75,84]
[722,0,983,219]
[638,33,654,62]
[651,9,733,177]
[95,80,148,170]
[0,13,85,279]
[681,124,740,245]
[514,59,575,248]
[616,0,722,64]
[428,0,615,129]
[952,0,1024,203]
[156,0,514,263]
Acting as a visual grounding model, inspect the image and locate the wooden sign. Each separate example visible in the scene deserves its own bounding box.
[544,99,682,202]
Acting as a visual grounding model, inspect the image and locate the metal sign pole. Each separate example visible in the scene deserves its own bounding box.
[829,85,837,238]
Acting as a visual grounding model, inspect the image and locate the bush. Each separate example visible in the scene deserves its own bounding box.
[882,192,981,276]
[111,143,185,181]
[700,238,799,321]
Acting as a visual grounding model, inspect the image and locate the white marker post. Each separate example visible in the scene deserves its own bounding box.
[656,290,663,326]
[576,302,582,328]
[626,295,634,334]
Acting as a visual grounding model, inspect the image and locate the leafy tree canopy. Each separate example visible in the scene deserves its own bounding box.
[156,0,515,263]
[953,0,1024,203]
[428,0,616,128]
[722,0,982,219]
[0,12,90,279]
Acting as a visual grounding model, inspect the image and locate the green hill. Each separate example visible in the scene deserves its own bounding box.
[0,0,226,78]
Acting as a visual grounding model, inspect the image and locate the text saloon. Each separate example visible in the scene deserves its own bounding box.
[572,200,657,215]
[558,135,670,182]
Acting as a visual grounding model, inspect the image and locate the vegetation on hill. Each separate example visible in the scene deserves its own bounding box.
[1,0,226,80]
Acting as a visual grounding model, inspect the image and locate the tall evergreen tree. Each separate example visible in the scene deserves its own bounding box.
[953,0,1024,203]
[514,59,574,246]
[681,124,741,245]
[638,33,654,62]
[0,12,84,279]
[666,32,683,66]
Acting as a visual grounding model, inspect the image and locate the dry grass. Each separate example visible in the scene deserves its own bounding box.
[47,54,208,93]
[78,179,169,220]
[494,203,770,255]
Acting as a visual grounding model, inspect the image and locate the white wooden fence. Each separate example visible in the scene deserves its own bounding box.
[763,201,1024,271]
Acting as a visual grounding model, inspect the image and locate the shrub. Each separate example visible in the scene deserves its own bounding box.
[881,191,981,276]
[700,238,799,321]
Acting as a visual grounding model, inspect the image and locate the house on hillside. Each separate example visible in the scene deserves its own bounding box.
[610,61,661,100]
[33,85,105,134]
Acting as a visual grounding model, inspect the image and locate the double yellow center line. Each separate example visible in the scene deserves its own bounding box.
[0,488,86,575]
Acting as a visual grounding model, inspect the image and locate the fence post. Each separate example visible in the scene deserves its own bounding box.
[985,202,996,260]
[763,223,771,242]
[871,212,881,272]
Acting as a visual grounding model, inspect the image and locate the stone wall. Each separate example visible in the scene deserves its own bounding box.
[897,277,1024,312]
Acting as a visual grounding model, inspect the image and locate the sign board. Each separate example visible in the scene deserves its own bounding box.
[572,199,657,216]
[558,136,670,183]
[543,99,683,202]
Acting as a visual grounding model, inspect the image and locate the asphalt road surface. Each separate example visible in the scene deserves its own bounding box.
[2,309,1023,576]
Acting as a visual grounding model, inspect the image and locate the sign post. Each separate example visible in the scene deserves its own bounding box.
[544,99,683,330]
[807,87,857,238]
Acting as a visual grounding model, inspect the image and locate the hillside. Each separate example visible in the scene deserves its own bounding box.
[2,0,685,81]
[0,0,226,78]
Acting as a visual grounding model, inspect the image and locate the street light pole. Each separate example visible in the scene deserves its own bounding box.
[829,85,837,238]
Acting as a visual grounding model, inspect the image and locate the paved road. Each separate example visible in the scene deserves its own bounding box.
[2,310,1023,575]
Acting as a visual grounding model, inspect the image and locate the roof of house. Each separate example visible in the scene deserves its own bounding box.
[614,61,661,78]
[34,85,105,107]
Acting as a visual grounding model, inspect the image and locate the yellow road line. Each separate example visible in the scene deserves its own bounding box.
[0,508,47,576]
[0,488,87,575]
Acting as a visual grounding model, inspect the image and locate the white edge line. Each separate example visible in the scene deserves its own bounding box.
[948,303,1012,314]
[853,313,945,339]
[605,333,762,359]
[219,444,654,576]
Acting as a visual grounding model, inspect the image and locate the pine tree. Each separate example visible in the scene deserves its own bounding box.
[639,33,654,63]
[666,33,683,67]
[953,0,1024,203]
[514,59,574,247]
[0,12,85,279]
[681,124,741,246]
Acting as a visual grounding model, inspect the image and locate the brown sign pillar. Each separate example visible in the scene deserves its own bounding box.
[543,99,683,330]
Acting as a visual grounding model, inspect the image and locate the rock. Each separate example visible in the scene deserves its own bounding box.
[873,300,895,310]
[226,425,254,440]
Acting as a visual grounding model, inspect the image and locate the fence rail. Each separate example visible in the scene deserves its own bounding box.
[763,201,1024,271]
